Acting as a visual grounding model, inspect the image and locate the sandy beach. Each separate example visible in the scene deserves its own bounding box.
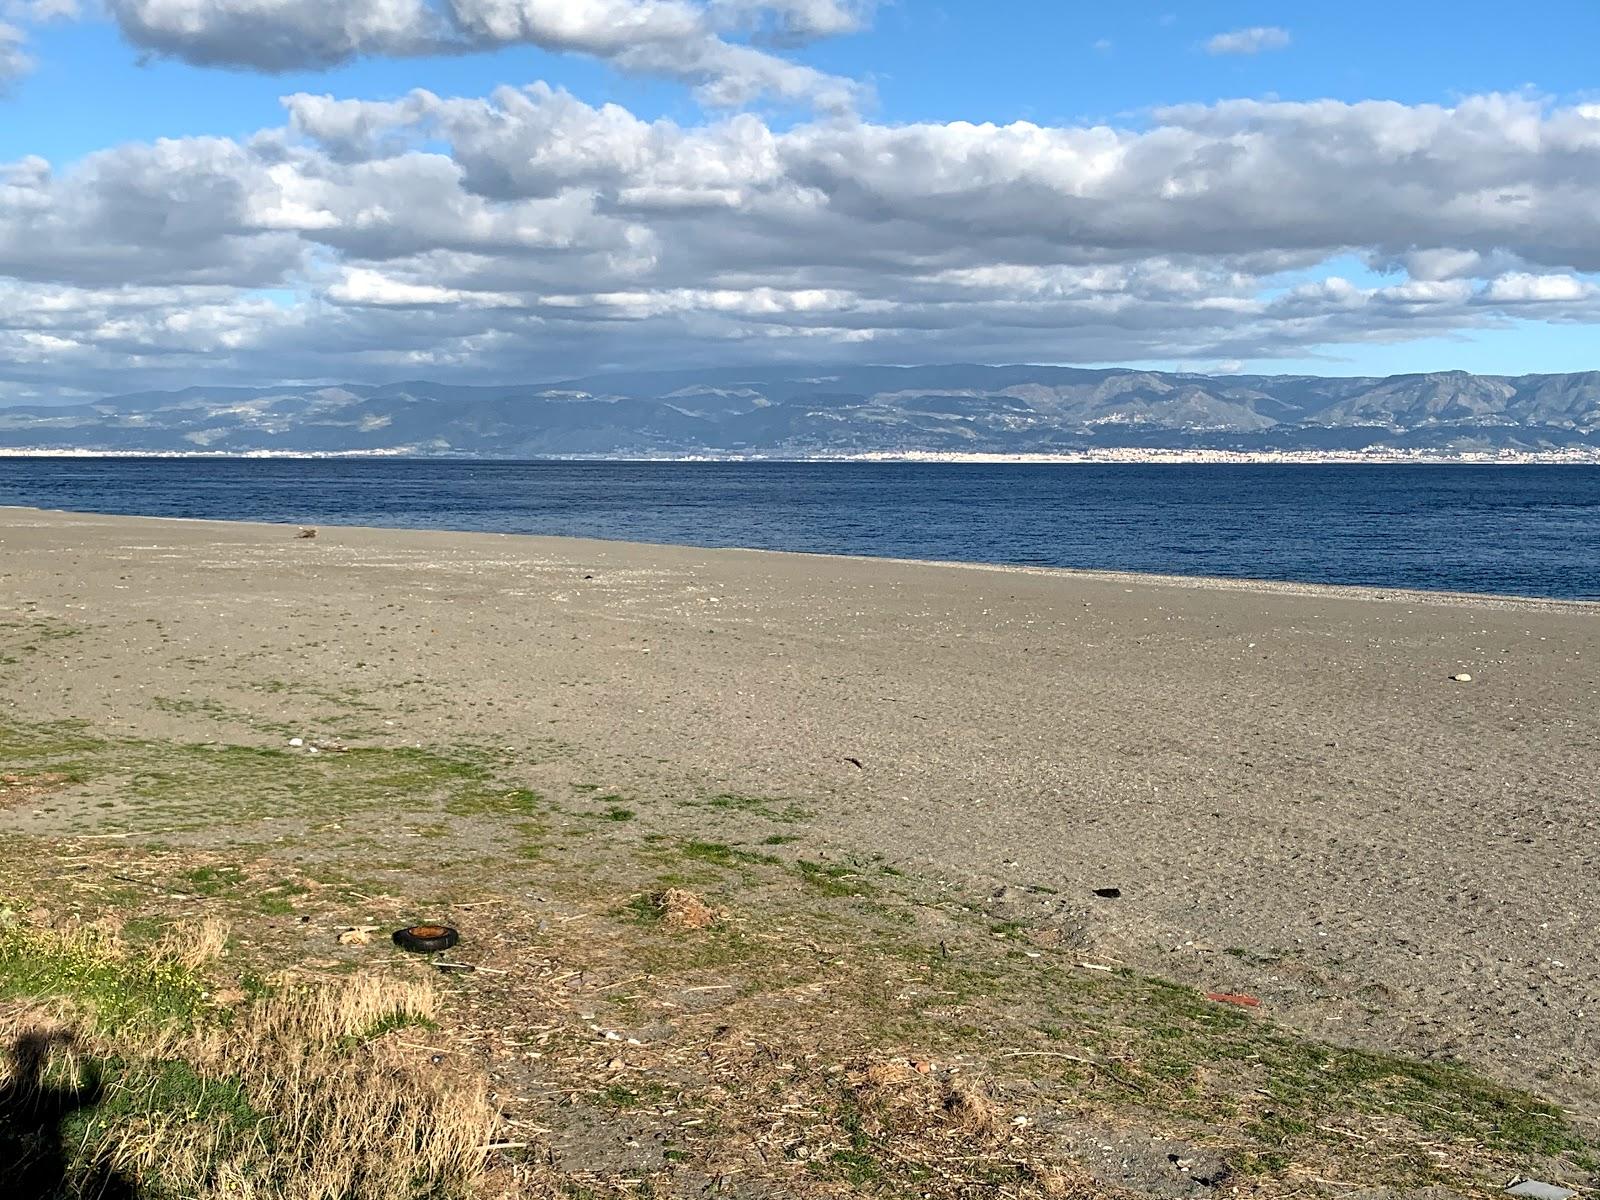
[4,503,1599,1196]
[6,506,1596,1105]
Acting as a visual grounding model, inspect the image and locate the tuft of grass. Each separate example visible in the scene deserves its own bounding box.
[620,893,666,925]
[796,860,874,898]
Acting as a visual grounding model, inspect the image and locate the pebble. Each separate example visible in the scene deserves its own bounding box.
[1506,1182,1577,1200]
[1451,673,1473,682]
[288,737,305,747]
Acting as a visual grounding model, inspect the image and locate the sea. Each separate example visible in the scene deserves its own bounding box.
[3,458,1599,601]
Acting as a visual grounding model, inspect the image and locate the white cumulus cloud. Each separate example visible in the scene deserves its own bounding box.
[3,89,1600,397]
[1205,26,1290,55]
[0,20,30,85]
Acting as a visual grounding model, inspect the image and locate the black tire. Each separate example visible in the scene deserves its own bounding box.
[392,924,460,953]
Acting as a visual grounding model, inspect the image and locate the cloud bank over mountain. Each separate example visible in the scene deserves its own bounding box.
[1,5,1598,405]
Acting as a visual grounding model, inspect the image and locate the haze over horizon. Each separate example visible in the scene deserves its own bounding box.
[4,2,1600,405]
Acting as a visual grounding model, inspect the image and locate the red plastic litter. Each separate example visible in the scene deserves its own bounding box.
[1205,992,1261,1008]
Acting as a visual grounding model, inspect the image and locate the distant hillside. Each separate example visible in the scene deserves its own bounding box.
[5,365,1600,456]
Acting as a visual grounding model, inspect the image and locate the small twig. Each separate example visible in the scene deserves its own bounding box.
[1000,1051,1097,1064]
[593,974,647,992]
[396,1040,455,1055]
[1315,1125,1369,1142]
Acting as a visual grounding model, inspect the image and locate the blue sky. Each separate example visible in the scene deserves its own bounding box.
[12,3,1600,150]
[2,1,1599,398]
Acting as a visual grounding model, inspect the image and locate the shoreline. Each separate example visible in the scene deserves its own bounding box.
[4,502,1597,612]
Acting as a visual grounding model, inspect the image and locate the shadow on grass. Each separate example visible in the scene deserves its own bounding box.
[0,1031,136,1200]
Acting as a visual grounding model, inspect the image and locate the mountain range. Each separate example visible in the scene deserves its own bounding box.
[5,365,1600,456]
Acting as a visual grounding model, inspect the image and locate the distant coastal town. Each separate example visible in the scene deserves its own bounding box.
[6,446,1600,464]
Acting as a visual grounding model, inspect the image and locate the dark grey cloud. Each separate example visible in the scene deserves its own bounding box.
[105,0,443,70]
[0,139,304,287]
[99,0,864,109]
[708,0,874,45]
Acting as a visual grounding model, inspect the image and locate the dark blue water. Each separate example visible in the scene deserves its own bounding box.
[3,458,1599,600]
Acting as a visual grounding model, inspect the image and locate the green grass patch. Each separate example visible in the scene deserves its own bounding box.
[56,1056,268,1153]
[1010,965,1596,1180]
[0,716,536,833]
[680,840,780,868]
[153,696,234,720]
[795,860,874,898]
[0,919,212,1033]
[692,793,815,823]
[351,1010,437,1046]
[257,879,312,916]
[595,1080,673,1110]
[445,786,543,817]
[180,866,246,896]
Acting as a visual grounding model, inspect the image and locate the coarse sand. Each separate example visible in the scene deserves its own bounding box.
[3,505,1596,1117]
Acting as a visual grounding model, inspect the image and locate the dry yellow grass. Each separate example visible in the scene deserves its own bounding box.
[0,918,499,1200]
[656,886,718,930]
[852,1058,1000,1143]
[156,913,230,970]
